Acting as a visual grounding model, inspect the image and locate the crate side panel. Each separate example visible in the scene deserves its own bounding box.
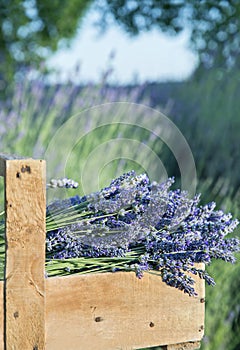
[46,271,204,350]
[4,159,46,350]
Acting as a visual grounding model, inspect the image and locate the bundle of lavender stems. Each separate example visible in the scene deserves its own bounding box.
[44,171,239,296]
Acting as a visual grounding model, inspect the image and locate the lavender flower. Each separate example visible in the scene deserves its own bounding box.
[46,171,239,296]
[47,178,79,189]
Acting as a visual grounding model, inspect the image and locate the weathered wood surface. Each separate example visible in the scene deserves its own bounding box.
[163,341,201,349]
[0,272,204,350]
[3,158,46,350]
[45,271,205,350]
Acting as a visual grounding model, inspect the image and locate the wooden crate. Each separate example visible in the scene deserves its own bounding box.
[0,154,205,350]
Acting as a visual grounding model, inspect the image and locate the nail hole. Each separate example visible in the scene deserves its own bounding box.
[13,311,19,319]
[149,322,155,328]
[33,346,38,350]
[21,165,31,173]
[200,298,205,303]
[95,316,103,322]
[16,172,21,178]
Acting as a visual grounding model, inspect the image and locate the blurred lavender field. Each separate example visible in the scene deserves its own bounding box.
[1,70,240,208]
[0,68,240,350]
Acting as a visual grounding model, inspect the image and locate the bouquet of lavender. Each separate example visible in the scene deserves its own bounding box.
[45,171,239,296]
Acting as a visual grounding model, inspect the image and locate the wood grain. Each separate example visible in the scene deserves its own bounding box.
[4,159,46,350]
[46,270,205,350]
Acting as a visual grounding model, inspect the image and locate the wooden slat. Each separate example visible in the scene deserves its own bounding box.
[46,271,205,350]
[4,159,46,349]
[164,341,201,349]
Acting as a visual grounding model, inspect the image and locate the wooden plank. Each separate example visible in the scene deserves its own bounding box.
[4,159,46,350]
[164,341,201,350]
[46,270,205,350]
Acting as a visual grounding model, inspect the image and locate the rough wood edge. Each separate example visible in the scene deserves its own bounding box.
[163,341,201,350]
[0,154,30,177]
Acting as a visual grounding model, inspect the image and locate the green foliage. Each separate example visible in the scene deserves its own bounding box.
[202,250,240,350]
[0,0,92,91]
[141,68,240,204]
[98,0,240,70]
[1,0,240,93]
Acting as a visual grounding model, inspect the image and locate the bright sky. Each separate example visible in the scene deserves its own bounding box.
[47,9,198,84]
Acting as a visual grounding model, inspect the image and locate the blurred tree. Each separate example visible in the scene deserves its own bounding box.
[1,0,240,93]
[96,0,240,71]
[0,0,91,92]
